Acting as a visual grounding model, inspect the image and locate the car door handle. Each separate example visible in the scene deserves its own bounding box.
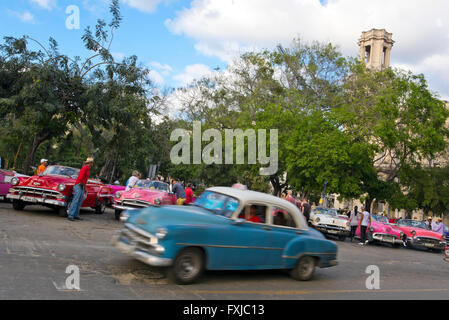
[296,231,303,235]
[263,227,271,231]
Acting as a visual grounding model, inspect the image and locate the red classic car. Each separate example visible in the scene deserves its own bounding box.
[396,219,446,252]
[7,165,113,217]
[112,179,176,220]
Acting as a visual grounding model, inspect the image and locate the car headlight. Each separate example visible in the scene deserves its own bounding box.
[346,221,350,227]
[57,183,66,192]
[315,217,320,223]
[441,235,446,241]
[411,230,416,236]
[156,227,167,239]
[445,248,449,256]
[154,198,162,206]
[115,192,121,199]
[11,177,19,186]
[119,211,130,222]
[400,232,404,238]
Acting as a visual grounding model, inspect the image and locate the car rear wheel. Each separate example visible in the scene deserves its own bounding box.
[170,247,205,285]
[290,256,316,281]
[95,199,107,214]
[338,235,346,242]
[12,200,25,211]
[114,209,122,221]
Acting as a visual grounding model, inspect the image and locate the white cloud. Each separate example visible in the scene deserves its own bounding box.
[172,63,213,86]
[121,0,163,13]
[112,52,126,61]
[149,69,165,85]
[150,61,173,76]
[9,10,35,23]
[30,0,57,10]
[165,0,449,98]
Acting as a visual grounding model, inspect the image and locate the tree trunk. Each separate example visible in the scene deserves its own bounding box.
[109,150,119,184]
[22,132,50,175]
[365,198,373,213]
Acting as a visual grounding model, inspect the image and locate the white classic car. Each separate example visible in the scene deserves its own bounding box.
[309,207,350,241]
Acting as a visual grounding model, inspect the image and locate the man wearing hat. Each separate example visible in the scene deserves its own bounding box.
[37,159,48,175]
[68,158,94,221]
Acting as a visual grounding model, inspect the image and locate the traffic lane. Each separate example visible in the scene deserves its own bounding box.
[1,202,449,299]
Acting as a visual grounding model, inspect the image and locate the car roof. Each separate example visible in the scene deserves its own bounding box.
[207,187,298,211]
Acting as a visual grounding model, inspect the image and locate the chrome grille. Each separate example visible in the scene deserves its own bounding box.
[121,199,151,208]
[119,224,158,252]
[10,186,62,198]
[415,237,441,245]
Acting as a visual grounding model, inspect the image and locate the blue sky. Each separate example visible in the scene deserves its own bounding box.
[2,0,449,99]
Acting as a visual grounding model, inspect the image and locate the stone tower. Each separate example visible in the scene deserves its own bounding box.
[358,29,394,70]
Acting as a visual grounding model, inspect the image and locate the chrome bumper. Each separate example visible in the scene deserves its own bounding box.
[112,204,140,211]
[372,233,401,244]
[113,229,172,267]
[314,225,349,236]
[7,194,66,207]
[408,238,446,250]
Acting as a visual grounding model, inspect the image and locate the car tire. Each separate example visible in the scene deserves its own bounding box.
[290,256,316,281]
[58,200,71,217]
[12,200,25,211]
[170,247,205,285]
[114,209,122,221]
[95,199,107,214]
[338,235,346,242]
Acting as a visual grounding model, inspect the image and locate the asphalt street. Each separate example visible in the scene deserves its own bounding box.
[1,202,448,300]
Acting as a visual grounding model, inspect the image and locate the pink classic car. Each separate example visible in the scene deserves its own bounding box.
[396,219,446,252]
[0,169,29,202]
[112,179,176,220]
[356,214,404,247]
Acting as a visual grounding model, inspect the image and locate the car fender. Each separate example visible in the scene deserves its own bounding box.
[283,234,337,269]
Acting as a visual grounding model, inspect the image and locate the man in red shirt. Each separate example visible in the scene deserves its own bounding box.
[68,158,94,221]
[184,183,194,205]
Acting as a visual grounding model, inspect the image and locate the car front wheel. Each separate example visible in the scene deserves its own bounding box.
[12,200,25,211]
[290,256,316,281]
[170,247,205,285]
[58,200,71,217]
[95,199,107,214]
[114,209,122,221]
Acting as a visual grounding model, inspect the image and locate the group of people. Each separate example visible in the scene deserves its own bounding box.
[347,206,371,245]
[281,190,312,225]
[425,217,446,234]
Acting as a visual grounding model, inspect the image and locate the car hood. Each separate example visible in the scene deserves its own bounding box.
[371,221,401,236]
[19,175,74,189]
[128,205,231,229]
[398,226,443,239]
[120,188,167,201]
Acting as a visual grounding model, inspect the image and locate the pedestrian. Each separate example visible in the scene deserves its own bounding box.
[36,159,48,175]
[281,193,286,199]
[184,183,194,205]
[301,197,312,226]
[296,196,303,212]
[432,218,444,234]
[349,206,360,242]
[68,157,94,221]
[358,206,371,245]
[125,171,141,191]
[286,190,296,205]
[172,179,186,205]
[425,217,433,230]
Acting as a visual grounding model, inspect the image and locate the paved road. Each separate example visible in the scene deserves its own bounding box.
[1,202,448,300]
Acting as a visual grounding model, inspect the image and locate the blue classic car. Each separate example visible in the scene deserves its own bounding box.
[113,187,338,284]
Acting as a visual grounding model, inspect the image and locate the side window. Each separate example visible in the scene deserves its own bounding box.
[272,206,297,228]
[238,204,267,224]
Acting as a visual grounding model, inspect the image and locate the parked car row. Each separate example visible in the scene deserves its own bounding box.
[310,207,447,252]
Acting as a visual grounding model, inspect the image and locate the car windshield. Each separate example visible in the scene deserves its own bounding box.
[43,165,79,179]
[372,215,389,224]
[135,180,169,192]
[397,219,427,229]
[193,191,240,218]
[313,207,338,216]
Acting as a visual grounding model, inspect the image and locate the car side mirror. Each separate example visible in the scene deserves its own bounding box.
[233,218,246,225]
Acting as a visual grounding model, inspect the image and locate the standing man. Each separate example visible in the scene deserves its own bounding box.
[184,183,194,205]
[425,217,433,230]
[172,179,186,205]
[349,206,360,242]
[432,218,445,234]
[68,158,94,221]
[286,190,296,205]
[358,206,371,245]
[125,171,141,191]
[37,159,48,175]
[301,197,312,226]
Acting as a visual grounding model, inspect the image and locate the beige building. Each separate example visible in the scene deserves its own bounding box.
[333,29,449,225]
